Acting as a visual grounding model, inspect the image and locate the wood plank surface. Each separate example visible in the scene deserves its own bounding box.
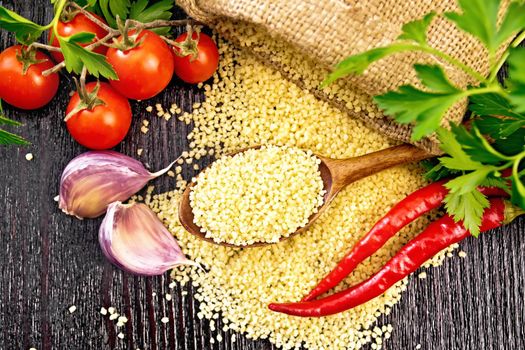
[0,1,524,349]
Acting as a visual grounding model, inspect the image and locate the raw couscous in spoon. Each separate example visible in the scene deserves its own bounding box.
[179,144,432,248]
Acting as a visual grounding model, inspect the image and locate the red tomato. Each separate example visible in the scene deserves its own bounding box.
[0,45,59,110]
[106,30,174,100]
[172,32,219,84]
[66,82,131,150]
[48,12,109,62]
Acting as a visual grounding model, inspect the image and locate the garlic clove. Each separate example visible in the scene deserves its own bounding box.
[59,151,176,219]
[99,201,198,276]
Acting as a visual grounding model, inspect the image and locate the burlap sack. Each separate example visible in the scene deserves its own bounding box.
[176,0,506,154]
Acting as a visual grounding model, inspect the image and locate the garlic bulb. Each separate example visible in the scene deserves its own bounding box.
[99,201,198,276]
[59,151,175,219]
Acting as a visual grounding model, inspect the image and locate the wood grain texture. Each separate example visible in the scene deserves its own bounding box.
[0,1,524,349]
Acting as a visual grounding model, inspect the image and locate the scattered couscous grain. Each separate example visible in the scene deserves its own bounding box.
[161,317,169,324]
[109,313,119,321]
[25,153,33,161]
[117,332,125,339]
[418,272,427,279]
[165,293,172,301]
[146,106,153,112]
[108,307,115,314]
[68,305,76,313]
[145,31,454,350]
[458,251,467,258]
[142,120,150,127]
[100,307,108,315]
[137,148,143,156]
[190,145,325,245]
[167,170,175,178]
[141,126,149,134]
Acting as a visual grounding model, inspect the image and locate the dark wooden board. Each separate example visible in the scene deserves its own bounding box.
[0,1,524,349]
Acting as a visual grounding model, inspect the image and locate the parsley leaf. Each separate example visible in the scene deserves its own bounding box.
[99,0,130,28]
[130,0,173,22]
[397,12,436,44]
[322,13,436,87]
[0,6,46,44]
[469,93,525,120]
[68,31,96,44]
[436,127,483,171]
[374,65,462,140]
[450,123,509,164]
[495,1,525,47]
[493,126,525,156]
[506,48,525,112]
[129,0,173,34]
[322,44,411,87]
[445,0,500,54]
[0,100,29,146]
[444,188,489,237]
[476,115,525,138]
[59,36,117,78]
[422,159,459,181]
[511,162,525,209]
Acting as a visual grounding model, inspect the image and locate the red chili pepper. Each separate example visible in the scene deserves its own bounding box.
[269,198,522,317]
[302,181,508,302]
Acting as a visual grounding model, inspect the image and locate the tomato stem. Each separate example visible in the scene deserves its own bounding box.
[171,24,201,61]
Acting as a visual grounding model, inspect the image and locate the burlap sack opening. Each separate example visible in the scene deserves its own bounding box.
[176,0,508,155]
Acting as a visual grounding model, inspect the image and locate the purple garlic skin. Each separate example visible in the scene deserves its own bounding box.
[58,151,174,219]
[99,201,198,276]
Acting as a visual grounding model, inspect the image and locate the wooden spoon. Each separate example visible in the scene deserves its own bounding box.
[179,144,432,248]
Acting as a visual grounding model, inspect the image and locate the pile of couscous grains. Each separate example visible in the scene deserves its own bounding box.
[190,145,326,246]
[147,26,457,350]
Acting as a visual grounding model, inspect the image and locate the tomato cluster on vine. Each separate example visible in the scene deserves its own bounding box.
[0,10,219,150]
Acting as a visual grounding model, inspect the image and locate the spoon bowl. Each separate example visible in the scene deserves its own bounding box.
[179,144,431,248]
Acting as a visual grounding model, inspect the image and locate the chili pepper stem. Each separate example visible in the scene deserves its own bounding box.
[503,201,525,225]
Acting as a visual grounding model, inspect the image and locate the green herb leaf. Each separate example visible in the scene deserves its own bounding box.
[507,48,525,112]
[130,0,173,22]
[493,126,525,155]
[58,37,117,78]
[451,123,509,164]
[444,188,490,237]
[436,127,483,171]
[0,100,29,146]
[476,115,525,138]
[67,31,96,44]
[99,0,130,28]
[322,43,414,87]
[0,6,46,44]
[495,1,525,47]
[469,93,525,120]
[413,64,461,93]
[397,12,436,44]
[445,0,500,53]
[374,66,462,140]
[129,0,173,34]
[511,162,525,209]
[422,159,459,181]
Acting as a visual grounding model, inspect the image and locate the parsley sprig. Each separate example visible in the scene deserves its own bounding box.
[324,0,525,236]
[0,100,29,146]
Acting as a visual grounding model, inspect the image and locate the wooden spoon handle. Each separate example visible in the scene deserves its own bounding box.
[325,144,433,193]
